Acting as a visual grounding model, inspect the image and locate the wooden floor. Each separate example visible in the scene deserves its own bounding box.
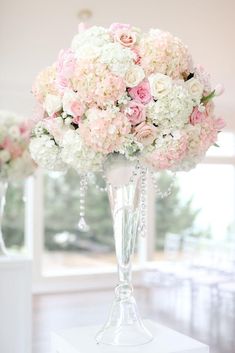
[33,285,235,353]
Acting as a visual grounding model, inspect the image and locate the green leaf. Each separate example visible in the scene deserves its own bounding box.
[201,90,215,104]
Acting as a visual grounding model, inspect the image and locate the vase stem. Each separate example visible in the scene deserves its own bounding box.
[0,181,8,256]
[95,156,153,346]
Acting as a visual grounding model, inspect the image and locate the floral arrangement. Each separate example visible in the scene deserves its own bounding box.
[0,111,36,180]
[30,23,225,173]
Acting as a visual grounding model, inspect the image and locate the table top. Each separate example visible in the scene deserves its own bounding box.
[52,320,209,353]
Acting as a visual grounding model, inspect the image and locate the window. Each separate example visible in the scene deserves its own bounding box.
[154,132,235,265]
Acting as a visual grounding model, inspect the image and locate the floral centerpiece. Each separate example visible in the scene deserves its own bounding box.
[0,110,36,255]
[29,23,225,346]
[0,111,36,180]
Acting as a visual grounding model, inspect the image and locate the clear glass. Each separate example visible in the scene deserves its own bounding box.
[95,155,153,346]
[0,181,8,256]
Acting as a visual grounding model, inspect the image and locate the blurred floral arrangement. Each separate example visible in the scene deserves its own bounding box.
[0,111,36,180]
[30,23,225,173]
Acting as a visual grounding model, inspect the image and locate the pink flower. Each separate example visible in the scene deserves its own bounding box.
[128,80,152,104]
[115,29,136,47]
[56,49,76,79]
[132,48,141,64]
[134,122,157,145]
[109,23,131,32]
[214,117,226,131]
[78,22,87,33]
[125,101,146,126]
[214,84,224,97]
[72,116,81,124]
[2,138,23,159]
[71,101,84,117]
[190,107,206,125]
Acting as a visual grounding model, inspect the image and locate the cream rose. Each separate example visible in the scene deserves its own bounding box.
[125,65,145,88]
[62,89,85,118]
[186,78,203,104]
[44,94,62,116]
[115,29,137,47]
[148,73,172,99]
[134,122,157,145]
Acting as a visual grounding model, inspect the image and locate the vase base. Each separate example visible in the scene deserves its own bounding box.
[95,295,153,346]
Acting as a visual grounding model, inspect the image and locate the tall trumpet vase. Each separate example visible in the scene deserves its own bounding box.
[95,155,153,346]
[0,181,8,256]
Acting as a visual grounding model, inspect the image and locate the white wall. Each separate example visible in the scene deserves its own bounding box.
[0,0,234,126]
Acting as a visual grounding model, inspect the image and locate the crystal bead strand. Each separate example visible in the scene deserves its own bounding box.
[77,173,90,232]
[150,171,176,199]
[139,166,148,238]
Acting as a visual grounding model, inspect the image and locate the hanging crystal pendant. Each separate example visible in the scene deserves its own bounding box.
[77,173,90,232]
[0,181,8,256]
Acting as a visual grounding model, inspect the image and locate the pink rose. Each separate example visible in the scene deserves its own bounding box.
[132,48,141,64]
[109,23,131,32]
[205,101,215,116]
[128,80,152,104]
[2,138,23,159]
[214,117,226,131]
[214,84,224,97]
[125,101,146,126]
[190,107,206,125]
[134,122,157,145]
[56,49,76,79]
[115,29,136,47]
[70,101,84,118]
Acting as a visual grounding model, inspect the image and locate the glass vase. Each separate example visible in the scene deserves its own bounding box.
[0,181,8,256]
[95,155,153,346]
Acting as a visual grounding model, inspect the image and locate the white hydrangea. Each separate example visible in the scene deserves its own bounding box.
[61,130,104,173]
[30,135,67,171]
[99,43,135,77]
[3,151,35,181]
[147,84,194,130]
[71,26,111,54]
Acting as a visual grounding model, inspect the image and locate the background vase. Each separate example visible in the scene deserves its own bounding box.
[0,181,8,256]
[95,155,153,346]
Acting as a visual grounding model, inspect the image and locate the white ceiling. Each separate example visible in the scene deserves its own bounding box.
[0,0,234,126]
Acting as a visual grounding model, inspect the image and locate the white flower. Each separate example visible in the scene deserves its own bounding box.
[8,126,20,139]
[99,43,135,77]
[44,94,62,116]
[61,130,103,173]
[125,65,145,87]
[71,27,110,53]
[30,135,67,171]
[0,150,11,163]
[149,73,172,99]
[186,78,204,105]
[147,84,193,130]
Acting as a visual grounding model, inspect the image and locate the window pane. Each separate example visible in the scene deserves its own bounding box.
[43,170,139,275]
[155,165,235,264]
[2,181,25,253]
[207,132,235,157]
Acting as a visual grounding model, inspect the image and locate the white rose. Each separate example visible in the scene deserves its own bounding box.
[44,94,62,116]
[186,78,203,104]
[9,126,20,139]
[62,90,76,116]
[149,73,172,99]
[125,65,145,87]
[0,150,11,163]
